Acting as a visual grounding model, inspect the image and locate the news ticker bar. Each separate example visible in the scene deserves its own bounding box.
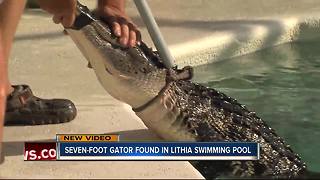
[24,134,260,161]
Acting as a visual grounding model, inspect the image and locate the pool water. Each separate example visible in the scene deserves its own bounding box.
[193,41,320,172]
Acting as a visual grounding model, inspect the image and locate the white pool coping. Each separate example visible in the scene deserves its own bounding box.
[170,15,320,67]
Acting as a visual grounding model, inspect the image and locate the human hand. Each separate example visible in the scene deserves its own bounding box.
[96,5,141,47]
[37,0,77,28]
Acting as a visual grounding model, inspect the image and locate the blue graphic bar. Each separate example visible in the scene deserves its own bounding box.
[57,142,259,160]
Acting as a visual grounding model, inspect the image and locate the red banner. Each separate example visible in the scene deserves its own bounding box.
[24,142,57,161]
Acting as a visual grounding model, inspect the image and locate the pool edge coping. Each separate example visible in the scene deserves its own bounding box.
[170,15,320,67]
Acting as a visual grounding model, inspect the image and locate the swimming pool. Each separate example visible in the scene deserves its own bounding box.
[193,41,320,172]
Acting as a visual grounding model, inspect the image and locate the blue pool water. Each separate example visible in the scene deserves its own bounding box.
[193,41,320,172]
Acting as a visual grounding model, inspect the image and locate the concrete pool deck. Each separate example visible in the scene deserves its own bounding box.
[1,0,320,178]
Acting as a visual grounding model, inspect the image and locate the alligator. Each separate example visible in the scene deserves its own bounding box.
[65,3,316,179]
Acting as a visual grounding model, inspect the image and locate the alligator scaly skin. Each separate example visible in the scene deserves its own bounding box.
[66,3,309,178]
[134,75,307,178]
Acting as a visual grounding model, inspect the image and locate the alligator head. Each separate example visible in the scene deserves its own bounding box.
[66,3,178,109]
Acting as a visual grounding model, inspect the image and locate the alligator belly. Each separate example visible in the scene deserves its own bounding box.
[134,81,196,142]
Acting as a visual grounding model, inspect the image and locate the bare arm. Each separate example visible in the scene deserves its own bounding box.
[0,34,7,164]
[98,0,125,12]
